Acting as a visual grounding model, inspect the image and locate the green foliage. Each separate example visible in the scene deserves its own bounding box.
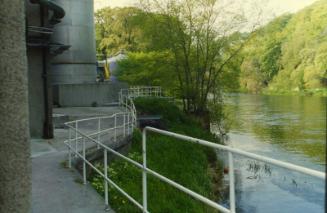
[95,7,149,56]
[117,51,178,96]
[90,98,222,213]
[239,14,292,92]
[238,0,327,95]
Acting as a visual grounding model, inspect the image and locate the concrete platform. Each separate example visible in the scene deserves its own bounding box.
[31,132,115,213]
[31,106,129,213]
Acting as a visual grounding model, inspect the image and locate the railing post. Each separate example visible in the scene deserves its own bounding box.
[119,92,122,106]
[228,152,236,213]
[114,115,117,142]
[125,98,128,112]
[104,149,109,207]
[97,117,101,149]
[75,121,78,157]
[127,113,130,135]
[142,129,148,213]
[83,137,86,185]
[123,114,126,137]
[68,128,72,168]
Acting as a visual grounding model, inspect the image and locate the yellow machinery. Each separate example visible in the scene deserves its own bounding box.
[97,60,110,81]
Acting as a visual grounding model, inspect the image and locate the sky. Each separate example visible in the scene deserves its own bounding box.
[94,0,318,28]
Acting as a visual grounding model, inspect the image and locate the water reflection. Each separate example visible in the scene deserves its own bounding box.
[215,93,326,213]
[223,93,326,164]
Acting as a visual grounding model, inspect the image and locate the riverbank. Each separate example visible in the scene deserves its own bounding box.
[262,88,327,97]
[234,88,327,97]
[90,97,224,213]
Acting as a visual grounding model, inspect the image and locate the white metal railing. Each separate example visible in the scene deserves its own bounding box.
[64,111,134,207]
[118,86,163,128]
[119,86,162,100]
[64,123,326,213]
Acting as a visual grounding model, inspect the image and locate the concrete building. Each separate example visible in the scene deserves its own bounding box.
[26,0,69,138]
[26,0,126,138]
[0,1,31,212]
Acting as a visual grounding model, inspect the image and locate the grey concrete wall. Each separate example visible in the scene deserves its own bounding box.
[27,48,45,138]
[26,2,46,138]
[0,0,31,212]
[57,82,128,107]
[51,0,97,84]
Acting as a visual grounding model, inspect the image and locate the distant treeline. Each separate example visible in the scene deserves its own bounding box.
[237,0,327,94]
[95,0,327,96]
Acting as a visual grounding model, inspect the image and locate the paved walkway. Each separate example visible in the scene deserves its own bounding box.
[31,107,127,213]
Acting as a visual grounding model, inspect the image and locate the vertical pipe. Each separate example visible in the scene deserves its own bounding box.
[68,128,72,168]
[114,115,117,142]
[142,130,148,212]
[228,152,236,213]
[97,118,100,149]
[39,4,53,139]
[104,149,109,207]
[83,137,86,185]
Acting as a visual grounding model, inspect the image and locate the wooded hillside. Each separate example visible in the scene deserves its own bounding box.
[239,0,327,95]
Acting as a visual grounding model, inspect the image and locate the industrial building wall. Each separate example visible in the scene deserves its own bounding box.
[26,2,46,138]
[27,48,46,137]
[57,82,128,107]
[0,0,31,212]
[51,0,97,85]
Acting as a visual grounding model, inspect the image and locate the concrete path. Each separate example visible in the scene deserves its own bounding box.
[31,107,128,213]
[31,131,115,213]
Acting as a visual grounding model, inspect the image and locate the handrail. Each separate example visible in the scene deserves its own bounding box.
[65,124,325,213]
[118,86,163,128]
[65,85,325,212]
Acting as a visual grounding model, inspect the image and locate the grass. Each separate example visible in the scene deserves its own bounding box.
[90,97,223,213]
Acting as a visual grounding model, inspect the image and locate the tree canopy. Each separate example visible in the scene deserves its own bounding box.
[238,0,327,94]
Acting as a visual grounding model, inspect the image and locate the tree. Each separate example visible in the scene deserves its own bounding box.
[94,7,148,57]
[117,51,178,95]
[140,0,255,114]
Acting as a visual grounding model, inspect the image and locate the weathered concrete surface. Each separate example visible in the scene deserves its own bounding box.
[0,1,31,212]
[54,81,128,107]
[31,137,115,213]
[31,106,130,213]
[53,106,125,120]
[26,2,46,138]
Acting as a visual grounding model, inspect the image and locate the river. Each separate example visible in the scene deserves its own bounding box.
[218,93,326,213]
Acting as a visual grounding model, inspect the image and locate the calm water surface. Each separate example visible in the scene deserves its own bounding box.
[220,93,326,213]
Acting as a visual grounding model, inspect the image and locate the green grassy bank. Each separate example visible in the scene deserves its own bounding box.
[90,98,223,213]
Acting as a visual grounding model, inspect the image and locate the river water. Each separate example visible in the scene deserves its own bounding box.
[218,93,326,213]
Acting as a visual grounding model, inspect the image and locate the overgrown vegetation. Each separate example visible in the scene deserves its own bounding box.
[96,0,256,114]
[95,0,327,97]
[238,0,327,95]
[90,98,224,213]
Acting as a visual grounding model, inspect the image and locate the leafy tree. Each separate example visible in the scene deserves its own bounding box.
[117,51,178,95]
[94,7,148,57]
[238,0,327,94]
[140,0,254,114]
